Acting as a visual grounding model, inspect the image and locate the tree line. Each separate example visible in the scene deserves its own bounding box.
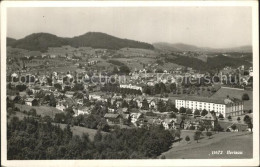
[7,115,174,159]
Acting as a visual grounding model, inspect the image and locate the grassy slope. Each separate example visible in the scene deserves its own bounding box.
[210,87,253,110]
[161,131,252,159]
[57,123,107,141]
[15,104,62,118]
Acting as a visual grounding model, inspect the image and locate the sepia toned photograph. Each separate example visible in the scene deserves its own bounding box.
[1,1,259,166]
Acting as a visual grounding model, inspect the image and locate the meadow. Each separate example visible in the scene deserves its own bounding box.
[161,131,252,159]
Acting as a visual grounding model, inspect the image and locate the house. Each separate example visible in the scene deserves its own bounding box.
[7,95,18,102]
[53,91,61,97]
[147,118,163,126]
[108,108,115,113]
[104,113,122,124]
[89,94,102,101]
[76,99,83,105]
[162,118,175,130]
[201,112,217,128]
[50,54,57,59]
[64,98,77,108]
[147,99,156,109]
[65,91,75,98]
[76,106,90,116]
[119,84,143,92]
[41,86,55,92]
[130,113,143,124]
[25,98,38,106]
[56,100,66,111]
[135,99,143,108]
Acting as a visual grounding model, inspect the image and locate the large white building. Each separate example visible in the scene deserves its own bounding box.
[175,97,243,118]
[119,84,142,92]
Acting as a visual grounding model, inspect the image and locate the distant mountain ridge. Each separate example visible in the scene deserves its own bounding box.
[7,32,154,52]
[153,42,252,53]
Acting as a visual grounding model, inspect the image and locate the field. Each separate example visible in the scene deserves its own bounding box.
[210,87,253,110]
[57,123,108,141]
[15,104,62,118]
[112,57,155,70]
[161,131,252,159]
[117,48,159,58]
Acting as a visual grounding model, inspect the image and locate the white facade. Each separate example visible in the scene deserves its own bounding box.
[76,107,90,116]
[56,103,66,111]
[175,98,243,118]
[119,84,142,92]
[176,99,226,117]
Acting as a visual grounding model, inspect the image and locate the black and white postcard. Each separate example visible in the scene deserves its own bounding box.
[1,1,259,166]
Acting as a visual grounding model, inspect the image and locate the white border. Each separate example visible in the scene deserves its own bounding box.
[1,1,259,167]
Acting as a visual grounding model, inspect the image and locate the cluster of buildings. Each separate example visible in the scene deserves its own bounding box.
[6,48,253,133]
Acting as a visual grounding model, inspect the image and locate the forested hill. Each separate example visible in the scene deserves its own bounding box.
[7,32,154,52]
[154,42,252,53]
[166,55,252,72]
[7,37,17,46]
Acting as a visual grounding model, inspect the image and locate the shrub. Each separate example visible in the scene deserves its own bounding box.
[218,114,224,119]
[189,125,196,130]
[185,135,190,143]
[206,131,212,139]
[160,155,166,159]
[242,93,250,100]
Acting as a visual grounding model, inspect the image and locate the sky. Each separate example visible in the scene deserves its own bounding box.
[7,7,252,48]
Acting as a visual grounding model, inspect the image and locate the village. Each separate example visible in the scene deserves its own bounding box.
[6,49,253,135]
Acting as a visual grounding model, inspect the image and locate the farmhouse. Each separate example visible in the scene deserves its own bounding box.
[76,106,90,116]
[130,113,143,124]
[104,113,122,124]
[162,118,176,130]
[201,112,218,128]
[25,98,38,106]
[88,94,102,101]
[56,100,66,111]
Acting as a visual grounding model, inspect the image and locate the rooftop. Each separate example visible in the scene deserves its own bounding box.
[104,113,120,118]
[176,96,242,105]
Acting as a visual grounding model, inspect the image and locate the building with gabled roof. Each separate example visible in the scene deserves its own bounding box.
[25,98,38,106]
[104,113,122,124]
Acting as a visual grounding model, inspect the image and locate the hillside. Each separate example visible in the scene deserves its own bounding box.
[166,54,252,71]
[69,32,154,50]
[154,42,208,52]
[7,32,154,52]
[154,42,252,53]
[9,33,68,52]
[7,37,17,46]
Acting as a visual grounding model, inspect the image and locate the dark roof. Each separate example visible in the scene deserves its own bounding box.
[201,113,217,121]
[176,96,225,104]
[121,114,130,119]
